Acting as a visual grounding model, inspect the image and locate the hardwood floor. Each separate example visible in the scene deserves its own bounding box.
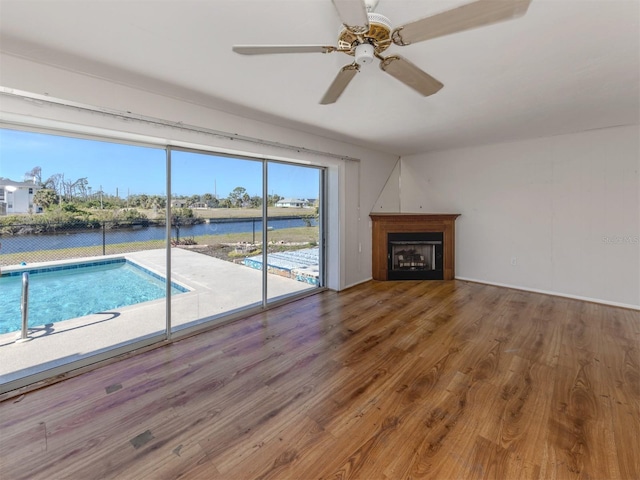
[1,280,638,479]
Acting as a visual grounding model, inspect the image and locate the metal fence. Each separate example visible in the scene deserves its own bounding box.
[0,220,168,266]
[0,217,319,267]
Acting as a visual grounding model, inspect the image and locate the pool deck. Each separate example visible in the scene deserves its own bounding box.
[0,248,314,387]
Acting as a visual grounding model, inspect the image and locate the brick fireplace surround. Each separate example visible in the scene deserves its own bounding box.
[370,213,460,281]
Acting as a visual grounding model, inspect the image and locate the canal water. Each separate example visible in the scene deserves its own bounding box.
[0,217,317,254]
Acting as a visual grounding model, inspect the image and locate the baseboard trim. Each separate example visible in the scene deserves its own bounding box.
[341,277,373,291]
[455,276,640,311]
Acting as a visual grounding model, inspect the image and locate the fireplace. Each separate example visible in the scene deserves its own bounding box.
[370,214,459,281]
[388,232,443,280]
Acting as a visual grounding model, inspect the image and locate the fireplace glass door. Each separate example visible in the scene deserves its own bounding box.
[391,242,437,271]
[388,232,443,280]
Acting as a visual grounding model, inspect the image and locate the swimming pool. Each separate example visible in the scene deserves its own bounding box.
[0,258,189,334]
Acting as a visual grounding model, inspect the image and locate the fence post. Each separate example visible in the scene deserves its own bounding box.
[102,221,106,255]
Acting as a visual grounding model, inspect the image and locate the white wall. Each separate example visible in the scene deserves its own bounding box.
[0,54,398,290]
[397,126,640,308]
[7,187,32,214]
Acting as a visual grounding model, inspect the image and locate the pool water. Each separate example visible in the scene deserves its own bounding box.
[0,260,188,334]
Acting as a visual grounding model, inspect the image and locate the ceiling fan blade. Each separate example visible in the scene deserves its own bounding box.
[379,55,443,97]
[233,45,336,55]
[332,0,369,33]
[320,64,360,105]
[391,0,532,46]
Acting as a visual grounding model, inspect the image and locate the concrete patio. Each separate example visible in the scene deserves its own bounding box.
[0,248,315,388]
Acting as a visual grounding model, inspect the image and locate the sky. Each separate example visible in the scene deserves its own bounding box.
[0,128,320,199]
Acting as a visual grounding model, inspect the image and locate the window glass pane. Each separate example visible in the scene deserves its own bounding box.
[266,162,322,303]
[0,128,167,390]
[169,149,264,332]
[0,128,327,392]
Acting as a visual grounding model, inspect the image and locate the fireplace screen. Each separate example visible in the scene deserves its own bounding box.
[387,232,444,280]
[390,242,438,271]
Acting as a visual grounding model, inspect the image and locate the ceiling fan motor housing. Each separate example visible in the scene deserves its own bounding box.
[338,12,392,56]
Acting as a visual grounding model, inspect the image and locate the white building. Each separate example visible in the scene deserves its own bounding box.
[0,178,42,215]
[275,198,309,208]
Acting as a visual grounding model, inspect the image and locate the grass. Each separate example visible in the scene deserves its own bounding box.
[194,226,318,245]
[198,207,316,219]
[137,207,316,220]
[0,227,319,267]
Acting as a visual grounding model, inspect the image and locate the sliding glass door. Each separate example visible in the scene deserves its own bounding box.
[266,161,323,303]
[168,150,325,331]
[169,149,264,332]
[0,128,167,389]
[0,128,326,393]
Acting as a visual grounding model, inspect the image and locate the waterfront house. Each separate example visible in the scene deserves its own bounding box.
[275,197,309,208]
[170,199,187,208]
[189,202,208,209]
[0,177,41,215]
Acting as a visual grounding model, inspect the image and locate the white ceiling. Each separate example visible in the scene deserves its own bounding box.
[0,0,638,156]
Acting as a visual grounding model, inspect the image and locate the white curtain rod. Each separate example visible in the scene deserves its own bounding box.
[0,86,361,163]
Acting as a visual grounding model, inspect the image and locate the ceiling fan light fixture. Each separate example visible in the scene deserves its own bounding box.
[355,43,375,65]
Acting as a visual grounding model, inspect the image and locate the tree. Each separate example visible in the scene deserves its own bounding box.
[33,189,59,210]
[267,193,282,207]
[43,173,64,202]
[203,192,219,208]
[24,166,42,184]
[72,177,89,199]
[128,194,151,209]
[171,207,196,244]
[249,195,262,208]
[228,186,247,208]
[151,195,166,209]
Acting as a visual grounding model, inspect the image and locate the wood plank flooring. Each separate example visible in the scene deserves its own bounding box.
[1,280,638,479]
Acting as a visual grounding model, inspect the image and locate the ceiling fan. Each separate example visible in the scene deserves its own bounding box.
[233,0,532,104]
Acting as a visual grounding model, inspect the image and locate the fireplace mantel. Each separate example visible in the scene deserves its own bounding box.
[370,213,460,281]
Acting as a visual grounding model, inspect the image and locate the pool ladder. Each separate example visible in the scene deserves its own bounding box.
[16,272,32,343]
